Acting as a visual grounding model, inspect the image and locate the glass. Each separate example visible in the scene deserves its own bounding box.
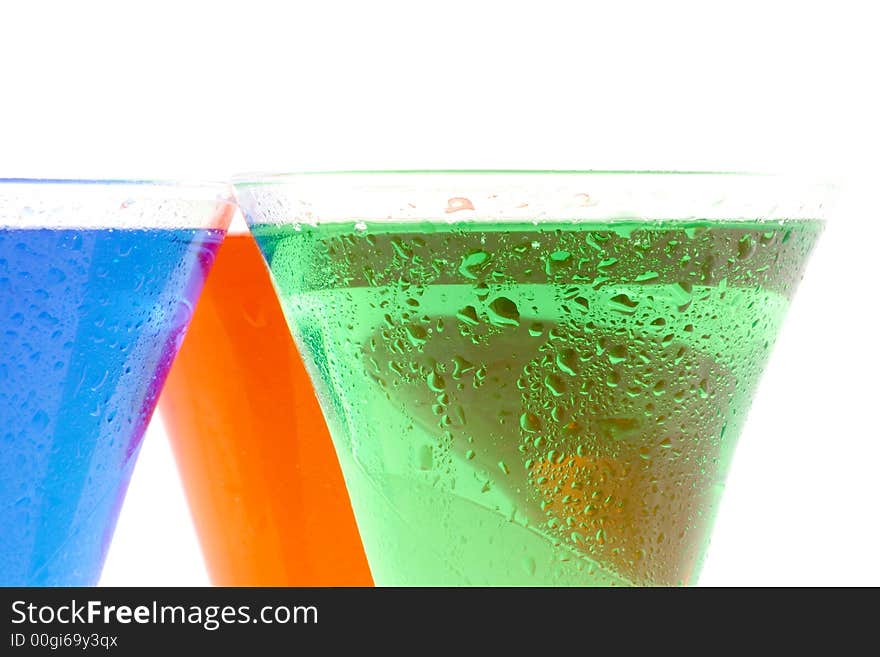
[0,178,234,585]
[158,217,372,586]
[234,171,831,586]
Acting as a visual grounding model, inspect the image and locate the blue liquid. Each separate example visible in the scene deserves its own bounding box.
[0,228,223,585]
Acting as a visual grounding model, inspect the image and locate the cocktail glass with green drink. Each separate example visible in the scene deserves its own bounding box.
[234,171,830,586]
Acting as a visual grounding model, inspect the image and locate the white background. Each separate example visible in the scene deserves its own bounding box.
[2,1,878,586]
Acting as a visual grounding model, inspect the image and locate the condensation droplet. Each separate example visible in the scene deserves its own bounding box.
[487,297,520,327]
[445,197,474,213]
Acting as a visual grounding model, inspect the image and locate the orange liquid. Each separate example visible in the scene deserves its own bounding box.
[159,234,373,586]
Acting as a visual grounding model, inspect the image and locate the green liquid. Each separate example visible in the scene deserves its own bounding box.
[253,219,822,586]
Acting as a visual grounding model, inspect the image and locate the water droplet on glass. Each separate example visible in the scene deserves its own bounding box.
[487,297,520,327]
[458,250,491,279]
[520,412,542,433]
[445,197,474,213]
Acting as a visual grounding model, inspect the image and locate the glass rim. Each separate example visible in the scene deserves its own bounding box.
[232,169,779,186]
[233,170,837,224]
[0,177,233,194]
[0,178,235,230]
